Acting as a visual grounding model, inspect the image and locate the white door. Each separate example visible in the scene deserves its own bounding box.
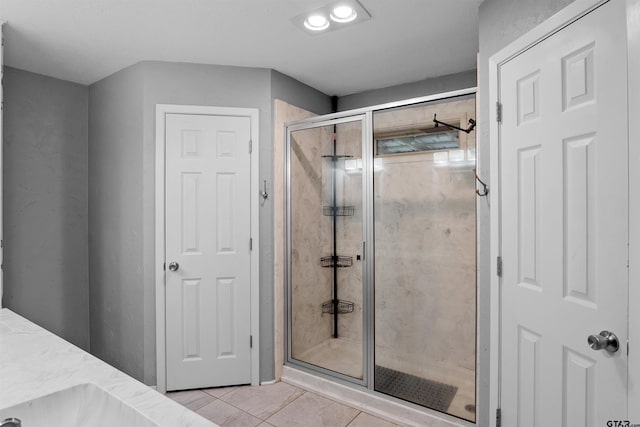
[165,113,252,391]
[499,1,628,425]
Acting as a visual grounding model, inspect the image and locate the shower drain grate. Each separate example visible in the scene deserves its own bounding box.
[374,365,458,413]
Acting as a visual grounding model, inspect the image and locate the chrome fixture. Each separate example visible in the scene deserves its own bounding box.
[168,262,179,272]
[474,169,489,197]
[433,113,477,134]
[0,418,21,427]
[587,330,620,353]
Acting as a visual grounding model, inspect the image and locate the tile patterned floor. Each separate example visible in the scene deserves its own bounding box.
[167,382,400,427]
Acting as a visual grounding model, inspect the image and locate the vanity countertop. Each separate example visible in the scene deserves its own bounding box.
[0,308,216,426]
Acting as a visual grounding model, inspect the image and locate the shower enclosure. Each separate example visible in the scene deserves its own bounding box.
[285,90,477,422]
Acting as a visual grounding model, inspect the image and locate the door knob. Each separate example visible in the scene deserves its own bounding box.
[168,262,179,272]
[587,330,619,353]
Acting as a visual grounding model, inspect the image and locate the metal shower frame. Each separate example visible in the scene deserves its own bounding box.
[283,86,478,399]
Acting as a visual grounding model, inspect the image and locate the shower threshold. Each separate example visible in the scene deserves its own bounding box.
[281,366,468,427]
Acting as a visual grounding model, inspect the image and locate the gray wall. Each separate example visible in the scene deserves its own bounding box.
[89,64,145,380]
[477,0,574,425]
[337,69,477,111]
[139,61,274,384]
[3,67,89,350]
[88,61,323,385]
[271,70,333,115]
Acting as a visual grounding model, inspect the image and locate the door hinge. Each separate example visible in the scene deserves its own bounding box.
[250,238,253,251]
[496,408,502,427]
[497,256,503,277]
[496,102,502,123]
[250,335,253,348]
[249,139,252,154]
[163,262,166,271]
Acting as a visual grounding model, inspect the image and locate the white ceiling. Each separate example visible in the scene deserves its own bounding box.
[0,0,480,96]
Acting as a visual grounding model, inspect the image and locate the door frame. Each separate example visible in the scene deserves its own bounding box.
[154,104,260,393]
[0,22,5,307]
[489,0,640,424]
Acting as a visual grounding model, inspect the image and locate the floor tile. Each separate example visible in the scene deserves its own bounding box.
[202,385,240,398]
[266,392,359,427]
[166,389,216,411]
[220,382,305,419]
[197,399,262,427]
[347,412,401,427]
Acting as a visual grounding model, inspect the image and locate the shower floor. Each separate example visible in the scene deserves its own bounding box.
[297,337,364,379]
[296,338,475,421]
[376,347,475,422]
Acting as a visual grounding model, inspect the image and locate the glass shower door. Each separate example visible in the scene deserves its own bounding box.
[287,116,365,381]
[372,99,477,422]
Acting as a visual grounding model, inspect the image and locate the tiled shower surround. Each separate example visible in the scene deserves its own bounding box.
[283,97,477,422]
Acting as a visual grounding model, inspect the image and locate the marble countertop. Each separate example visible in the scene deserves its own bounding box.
[0,308,216,427]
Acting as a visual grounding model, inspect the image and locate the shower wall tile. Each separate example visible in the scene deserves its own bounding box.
[273,100,318,380]
[290,125,334,358]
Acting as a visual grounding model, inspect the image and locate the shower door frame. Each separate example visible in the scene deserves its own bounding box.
[285,113,374,387]
[284,87,479,420]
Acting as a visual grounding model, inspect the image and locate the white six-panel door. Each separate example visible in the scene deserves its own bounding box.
[165,113,252,391]
[499,1,628,425]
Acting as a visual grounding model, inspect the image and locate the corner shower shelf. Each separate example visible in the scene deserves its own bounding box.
[322,299,355,315]
[323,206,355,216]
[321,255,353,268]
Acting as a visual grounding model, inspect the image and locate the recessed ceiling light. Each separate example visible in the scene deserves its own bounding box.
[330,5,357,23]
[304,14,330,31]
[291,1,370,36]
